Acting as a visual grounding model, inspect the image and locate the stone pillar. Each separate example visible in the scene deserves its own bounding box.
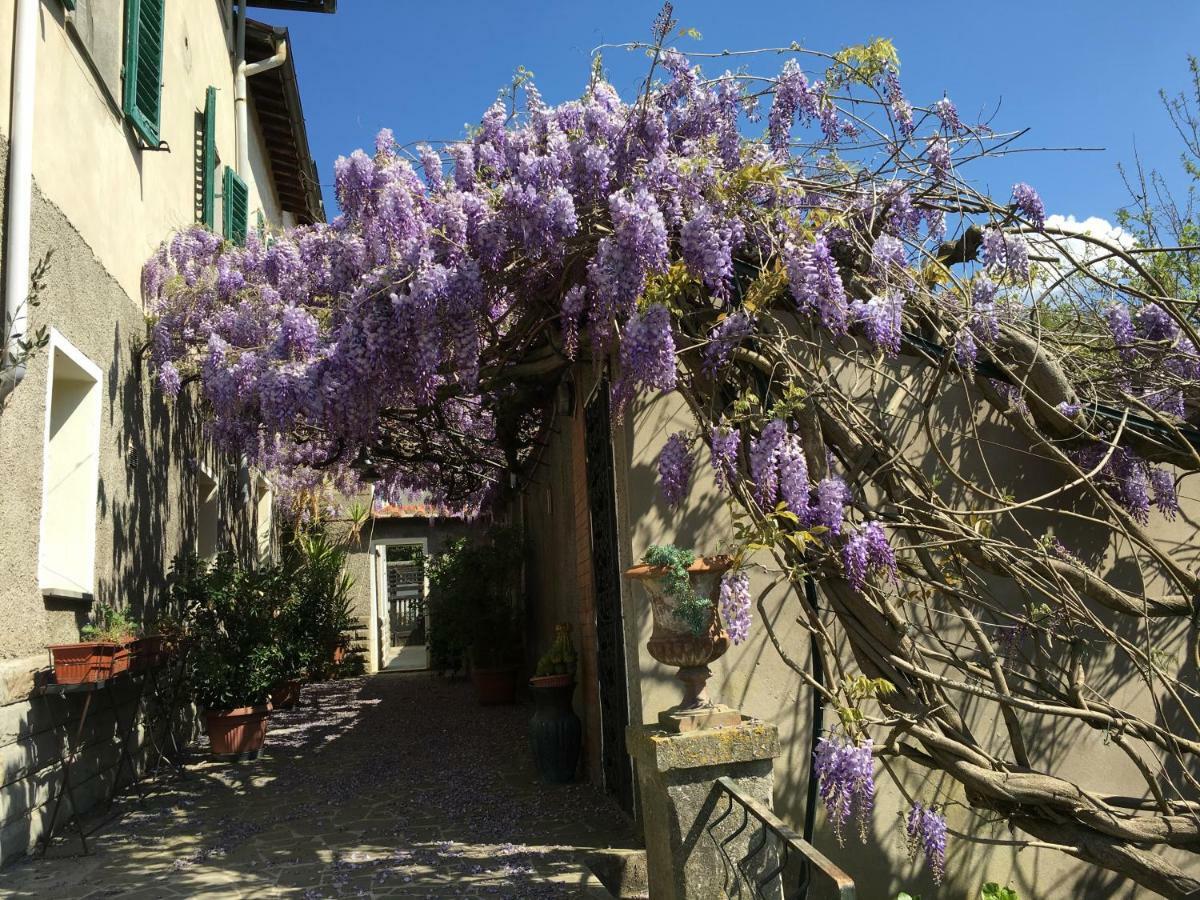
[626,718,780,900]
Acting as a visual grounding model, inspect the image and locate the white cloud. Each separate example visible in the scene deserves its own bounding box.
[1028,214,1138,299]
[1042,213,1137,251]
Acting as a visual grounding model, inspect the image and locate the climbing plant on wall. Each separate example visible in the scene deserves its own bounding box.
[142,7,1200,895]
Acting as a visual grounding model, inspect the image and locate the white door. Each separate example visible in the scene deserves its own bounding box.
[376,542,429,671]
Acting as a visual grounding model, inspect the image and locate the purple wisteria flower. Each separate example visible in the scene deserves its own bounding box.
[884,68,914,138]
[702,310,755,375]
[813,735,875,844]
[1136,302,1179,343]
[1103,304,1138,363]
[841,521,897,592]
[871,234,907,274]
[1073,444,1156,523]
[981,227,1030,281]
[1149,467,1179,519]
[784,235,848,334]
[778,433,812,520]
[1057,400,1082,418]
[1011,182,1045,230]
[560,284,588,360]
[851,292,905,356]
[906,802,947,883]
[620,303,677,393]
[813,476,851,536]
[768,59,820,154]
[710,427,741,492]
[719,570,752,644]
[927,136,952,181]
[749,419,788,508]
[932,96,963,133]
[158,361,182,398]
[680,204,739,297]
[657,431,693,509]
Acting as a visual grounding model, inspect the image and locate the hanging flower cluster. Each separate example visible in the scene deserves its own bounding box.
[906,802,948,883]
[813,735,875,845]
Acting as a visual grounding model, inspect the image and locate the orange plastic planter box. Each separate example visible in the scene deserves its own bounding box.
[47,642,122,684]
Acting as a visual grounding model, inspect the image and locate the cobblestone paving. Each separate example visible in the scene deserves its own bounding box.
[0,674,638,898]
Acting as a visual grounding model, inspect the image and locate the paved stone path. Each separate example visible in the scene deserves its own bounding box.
[0,674,638,898]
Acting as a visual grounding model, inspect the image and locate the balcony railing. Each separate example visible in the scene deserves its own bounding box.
[705,776,856,899]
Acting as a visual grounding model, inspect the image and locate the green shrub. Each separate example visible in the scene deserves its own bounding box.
[426,527,524,672]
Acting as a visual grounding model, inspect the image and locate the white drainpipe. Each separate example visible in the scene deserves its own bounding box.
[234,3,287,180]
[0,0,39,402]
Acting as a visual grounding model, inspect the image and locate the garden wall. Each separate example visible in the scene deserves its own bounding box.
[517,356,1200,898]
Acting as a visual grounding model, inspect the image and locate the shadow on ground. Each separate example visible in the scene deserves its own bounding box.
[0,674,638,898]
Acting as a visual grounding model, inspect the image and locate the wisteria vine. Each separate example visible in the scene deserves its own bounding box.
[144,16,1200,897]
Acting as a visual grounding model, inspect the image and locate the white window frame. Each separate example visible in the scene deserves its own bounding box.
[37,328,103,597]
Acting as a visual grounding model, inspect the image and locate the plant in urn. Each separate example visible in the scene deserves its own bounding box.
[626,545,742,733]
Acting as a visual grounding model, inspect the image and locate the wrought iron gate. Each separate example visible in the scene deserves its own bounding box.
[584,383,635,815]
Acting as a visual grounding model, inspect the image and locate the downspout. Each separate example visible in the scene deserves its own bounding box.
[0,0,38,403]
[233,3,287,181]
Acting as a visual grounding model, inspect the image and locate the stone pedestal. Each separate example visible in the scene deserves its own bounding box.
[626,717,780,900]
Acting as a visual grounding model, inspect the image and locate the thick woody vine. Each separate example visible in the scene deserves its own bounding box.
[142,11,1200,896]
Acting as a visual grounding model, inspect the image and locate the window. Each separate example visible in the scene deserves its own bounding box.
[223,167,248,245]
[39,331,102,597]
[122,0,165,146]
[200,87,217,228]
[196,465,220,560]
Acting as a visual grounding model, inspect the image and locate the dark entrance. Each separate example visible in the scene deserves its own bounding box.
[583,382,635,815]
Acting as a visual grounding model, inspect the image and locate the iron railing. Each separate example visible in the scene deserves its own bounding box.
[706,776,856,900]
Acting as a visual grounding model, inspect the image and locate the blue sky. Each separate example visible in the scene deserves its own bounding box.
[265,1,1200,231]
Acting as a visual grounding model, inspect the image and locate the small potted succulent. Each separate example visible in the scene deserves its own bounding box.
[529,623,582,784]
[49,604,140,683]
[185,554,285,759]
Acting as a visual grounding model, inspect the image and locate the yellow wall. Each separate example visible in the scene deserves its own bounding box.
[0,0,282,303]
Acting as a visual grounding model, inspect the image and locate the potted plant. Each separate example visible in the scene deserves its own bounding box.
[626,545,739,731]
[49,604,140,683]
[185,553,285,758]
[427,528,525,704]
[288,528,356,680]
[529,623,582,783]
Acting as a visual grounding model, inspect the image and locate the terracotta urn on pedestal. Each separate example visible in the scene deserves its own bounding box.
[625,555,742,733]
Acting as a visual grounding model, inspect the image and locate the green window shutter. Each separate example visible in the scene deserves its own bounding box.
[201,87,217,228]
[123,0,165,147]
[61,0,76,10]
[223,167,248,245]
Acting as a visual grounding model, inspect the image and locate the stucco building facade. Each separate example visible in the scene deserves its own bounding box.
[0,0,327,862]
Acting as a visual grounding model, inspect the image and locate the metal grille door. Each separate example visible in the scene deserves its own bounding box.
[584,383,635,815]
[386,560,425,646]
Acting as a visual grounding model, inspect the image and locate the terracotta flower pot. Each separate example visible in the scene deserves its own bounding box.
[205,704,272,757]
[48,642,121,684]
[471,665,518,705]
[626,556,733,716]
[269,678,302,709]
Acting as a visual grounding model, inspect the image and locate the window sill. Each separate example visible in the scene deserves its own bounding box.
[40,587,94,604]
